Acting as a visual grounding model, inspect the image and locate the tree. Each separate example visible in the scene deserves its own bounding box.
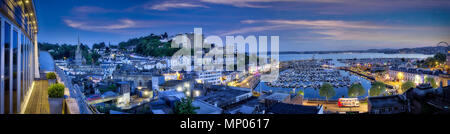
[424,77,438,89]
[100,84,117,93]
[297,90,304,96]
[348,83,366,98]
[174,98,199,114]
[319,83,335,102]
[401,81,415,93]
[92,42,106,49]
[370,81,386,96]
[434,53,446,63]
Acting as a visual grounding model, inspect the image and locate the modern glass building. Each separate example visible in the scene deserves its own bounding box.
[0,0,39,114]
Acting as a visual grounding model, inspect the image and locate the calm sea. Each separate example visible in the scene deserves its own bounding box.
[279,53,433,61]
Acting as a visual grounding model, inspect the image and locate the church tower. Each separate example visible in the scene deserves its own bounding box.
[74,35,83,65]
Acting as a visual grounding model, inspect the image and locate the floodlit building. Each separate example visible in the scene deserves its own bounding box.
[196,71,222,85]
[0,0,40,114]
[388,67,441,85]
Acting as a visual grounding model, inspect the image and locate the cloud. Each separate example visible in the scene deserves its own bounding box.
[219,25,287,36]
[243,19,394,29]
[146,2,209,11]
[199,0,302,8]
[222,19,450,46]
[72,6,117,14]
[63,19,154,32]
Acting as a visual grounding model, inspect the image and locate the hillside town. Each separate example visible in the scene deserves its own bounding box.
[39,34,449,114]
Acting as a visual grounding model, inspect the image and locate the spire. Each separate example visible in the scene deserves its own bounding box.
[75,34,83,65]
[77,34,81,50]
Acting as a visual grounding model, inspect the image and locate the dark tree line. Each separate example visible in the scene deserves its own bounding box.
[118,33,179,57]
[39,42,102,65]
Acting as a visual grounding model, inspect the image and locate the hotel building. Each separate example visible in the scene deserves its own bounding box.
[0,0,39,114]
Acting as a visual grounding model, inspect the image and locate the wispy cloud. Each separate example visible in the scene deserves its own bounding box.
[242,19,394,29]
[219,25,287,36]
[63,18,163,33]
[146,2,209,11]
[200,0,450,8]
[222,19,450,46]
[72,6,117,14]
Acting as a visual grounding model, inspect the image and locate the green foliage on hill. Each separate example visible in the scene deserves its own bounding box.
[92,42,106,50]
[39,42,102,65]
[39,43,77,60]
[118,34,179,57]
[417,53,447,68]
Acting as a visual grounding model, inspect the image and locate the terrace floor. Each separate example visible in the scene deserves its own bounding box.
[24,80,50,114]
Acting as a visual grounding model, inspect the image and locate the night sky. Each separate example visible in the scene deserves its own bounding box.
[36,0,450,51]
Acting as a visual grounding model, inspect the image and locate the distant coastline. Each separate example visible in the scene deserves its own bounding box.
[278,45,448,55]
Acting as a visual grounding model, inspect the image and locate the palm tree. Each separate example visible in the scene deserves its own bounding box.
[319,83,335,103]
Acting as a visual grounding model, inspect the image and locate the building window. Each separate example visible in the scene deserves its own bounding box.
[0,18,2,114]
[20,33,24,106]
[12,29,18,113]
[4,22,11,114]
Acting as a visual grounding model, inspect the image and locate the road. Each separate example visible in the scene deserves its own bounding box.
[303,100,368,114]
[228,75,260,89]
[56,67,95,114]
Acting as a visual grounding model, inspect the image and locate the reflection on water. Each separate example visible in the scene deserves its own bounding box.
[258,53,433,100]
[256,70,371,100]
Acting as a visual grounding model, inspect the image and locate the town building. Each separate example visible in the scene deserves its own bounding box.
[196,71,223,85]
[368,95,409,114]
[264,93,291,108]
[0,0,40,114]
[195,87,252,109]
[388,67,442,85]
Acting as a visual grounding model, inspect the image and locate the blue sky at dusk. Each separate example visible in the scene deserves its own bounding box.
[36,0,450,52]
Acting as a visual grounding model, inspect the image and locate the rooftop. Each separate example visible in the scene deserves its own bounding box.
[192,100,223,114]
[265,93,290,102]
[368,95,408,108]
[196,88,251,107]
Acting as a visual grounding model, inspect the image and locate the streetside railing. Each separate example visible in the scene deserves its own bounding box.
[55,65,100,114]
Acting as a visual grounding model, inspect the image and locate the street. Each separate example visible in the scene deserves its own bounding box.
[303,100,368,114]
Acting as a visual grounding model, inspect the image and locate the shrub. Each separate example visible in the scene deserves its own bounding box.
[46,72,57,80]
[48,83,65,98]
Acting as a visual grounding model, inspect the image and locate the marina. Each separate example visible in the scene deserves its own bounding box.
[257,58,376,100]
